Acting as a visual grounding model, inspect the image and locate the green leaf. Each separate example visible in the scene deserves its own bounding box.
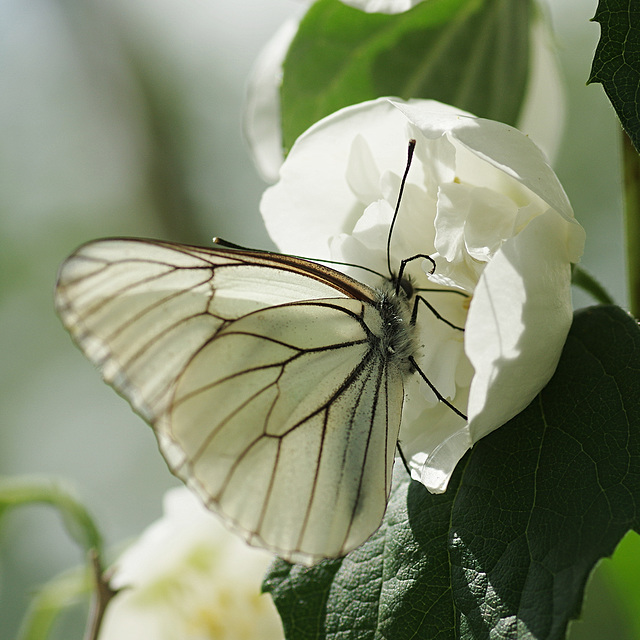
[281,0,531,153]
[597,531,640,638]
[588,0,640,151]
[264,306,640,640]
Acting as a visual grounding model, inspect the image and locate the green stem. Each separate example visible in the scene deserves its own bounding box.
[571,264,615,305]
[2,476,117,640]
[623,132,640,318]
[0,476,103,559]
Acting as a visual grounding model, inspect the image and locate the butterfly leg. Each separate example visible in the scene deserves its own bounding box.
[408,355,468,421]
[411,295,465,331]
[395,442,412,476]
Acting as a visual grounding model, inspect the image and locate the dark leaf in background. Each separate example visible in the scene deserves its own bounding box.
[589,0,640,151]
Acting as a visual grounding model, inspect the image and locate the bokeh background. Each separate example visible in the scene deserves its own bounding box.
[0,0,634,638]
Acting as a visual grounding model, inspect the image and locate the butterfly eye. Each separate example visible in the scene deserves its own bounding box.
[399,277,414,299]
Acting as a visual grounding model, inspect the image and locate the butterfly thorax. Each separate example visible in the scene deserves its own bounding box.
[373,280,416,372]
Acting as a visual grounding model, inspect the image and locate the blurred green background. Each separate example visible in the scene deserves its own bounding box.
[0,0,636,638]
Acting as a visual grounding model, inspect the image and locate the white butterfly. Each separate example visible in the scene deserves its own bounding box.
[54,148,465,566]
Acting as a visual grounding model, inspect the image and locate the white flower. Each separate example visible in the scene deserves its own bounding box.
[244,5,565,182]
[341,0,425,13]
[99,487,282,640]
[260,97,585,492]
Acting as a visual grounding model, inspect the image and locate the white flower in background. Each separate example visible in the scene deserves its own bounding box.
[260,97,585,492]
[244,4,564,182]
[99,487,282,640]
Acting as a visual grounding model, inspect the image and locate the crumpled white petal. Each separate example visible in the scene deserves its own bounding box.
[260,97,585,493]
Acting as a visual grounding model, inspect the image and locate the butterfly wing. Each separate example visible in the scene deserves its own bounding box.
[55,238,405,564]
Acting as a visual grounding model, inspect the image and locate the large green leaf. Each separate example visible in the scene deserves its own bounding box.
[264,305,640,640]
[588,0,640,151]
[281,0,531,153]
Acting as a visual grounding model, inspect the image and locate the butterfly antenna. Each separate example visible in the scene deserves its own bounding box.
[386,139,417,279]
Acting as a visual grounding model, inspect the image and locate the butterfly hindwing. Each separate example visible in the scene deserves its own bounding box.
[161,298,404,563]
[55,238,405,564]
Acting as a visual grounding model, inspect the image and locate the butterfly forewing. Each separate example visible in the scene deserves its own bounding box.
[55,238,407,564]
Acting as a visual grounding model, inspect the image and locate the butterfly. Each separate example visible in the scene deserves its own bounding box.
[54,142,466,565]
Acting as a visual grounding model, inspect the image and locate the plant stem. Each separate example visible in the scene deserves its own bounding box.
[84,551,117,640]
[623,131,640,318]
[571,264,615,305]
[0,476,104,557]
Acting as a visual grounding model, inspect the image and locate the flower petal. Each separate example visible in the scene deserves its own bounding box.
[244,18,299,183]
[341,0,426,13]
[516,13,566,163]
[414,425,472,493]
[392,100,580,235]
[260,98,413,258]
[465,209,577,442]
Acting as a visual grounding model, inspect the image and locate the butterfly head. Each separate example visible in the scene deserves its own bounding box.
[394,273,414,300]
